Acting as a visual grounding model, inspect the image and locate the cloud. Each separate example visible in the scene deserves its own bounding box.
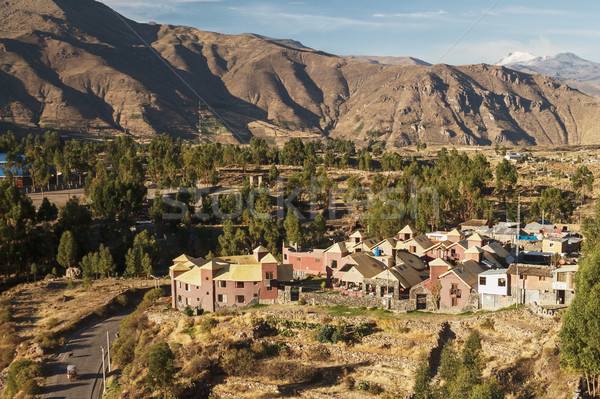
[500,6,569,16]
[373,10,446,19]
[228,6,384,32]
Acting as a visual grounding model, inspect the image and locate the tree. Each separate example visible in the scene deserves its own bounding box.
[282,138,305,166]
[57,230,77,271]
[98,244,115,278]
[529,187,574,223]
[37,197,58,222]
[572,165,594,222]
[88,175,147,221]
[560,244,600,396]
[495,159,518,207]
[125,231,160,277]
[218,220,246,256]
[413,354,433,399]
[146,342,176,398]
[310,213,327,246]
[284,210,303,247]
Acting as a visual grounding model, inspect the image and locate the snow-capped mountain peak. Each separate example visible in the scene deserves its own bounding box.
[496,51,538,66]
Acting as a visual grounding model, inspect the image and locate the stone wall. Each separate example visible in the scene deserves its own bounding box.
[300,291,416,312]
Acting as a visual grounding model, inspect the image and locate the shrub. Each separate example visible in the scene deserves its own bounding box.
[368,383,383,395]
[317,324,336,343]
[67,280,75,290]
[181,355,212,379]
[144,287,166,303]
[115,294,128,307]
[263,361,318,383]
[354,321,374,337]
[307,345,330,361]
[183,306,194,317]
[0,346,15,370]
[4,359,43,399]
[480,318,494,330]
[45,317,59,329]
[221,348,257,377]
[38,331,66,351]
[197,318,218,333]
[298,297,307,306]
[356,380,371,391]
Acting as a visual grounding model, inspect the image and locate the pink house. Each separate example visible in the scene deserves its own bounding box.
[282,242,349,278]
[172,246,293,312]
[438,260,484,310]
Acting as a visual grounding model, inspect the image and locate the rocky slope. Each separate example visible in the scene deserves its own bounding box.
[1,0,600,146]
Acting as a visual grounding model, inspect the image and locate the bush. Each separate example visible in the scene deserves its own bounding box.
[197,318,218,334]
[480,318,494,330]
[4,359,43,399]
[263,361,318,383]
[307,345,330,361]
[356,380,371,391]
[115,294,128,307]
[45,317,59,329]
[221,348,257,377]
[368,383,383,395]
[67,280,75,290]
[354,321,374,338]
[317,324,336,343]
[181,355,212,379]
[298,297,307,306]
[183,306,194,317]
[0,346,15,370]
[38,331,66,351]
[144,287,166,303]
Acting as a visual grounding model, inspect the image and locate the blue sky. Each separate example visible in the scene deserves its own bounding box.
[98,0,600,65]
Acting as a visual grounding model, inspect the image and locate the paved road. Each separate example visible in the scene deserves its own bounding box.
[41,312,130,399]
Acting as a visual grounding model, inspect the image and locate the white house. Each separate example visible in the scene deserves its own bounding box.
[478,268,512,309]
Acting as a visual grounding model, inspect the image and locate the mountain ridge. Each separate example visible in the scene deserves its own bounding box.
[0,0,600,146]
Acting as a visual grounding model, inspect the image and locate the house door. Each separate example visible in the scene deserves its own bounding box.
[291,287,300,301]
[416,294,427,310]
[556,290,566,305]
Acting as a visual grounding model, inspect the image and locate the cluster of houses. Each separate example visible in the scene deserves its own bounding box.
[169,219,581,314]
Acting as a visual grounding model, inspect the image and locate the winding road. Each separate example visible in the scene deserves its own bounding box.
[41,312,130,399]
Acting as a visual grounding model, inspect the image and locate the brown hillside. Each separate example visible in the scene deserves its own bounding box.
[0,0,599,146]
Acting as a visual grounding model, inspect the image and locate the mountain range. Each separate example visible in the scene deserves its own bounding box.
[1,0,600,146]
[497,52,600,99]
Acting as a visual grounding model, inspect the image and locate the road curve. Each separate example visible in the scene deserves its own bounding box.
[41,312,131,399]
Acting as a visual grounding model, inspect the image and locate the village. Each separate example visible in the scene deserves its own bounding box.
[170,218,581,315]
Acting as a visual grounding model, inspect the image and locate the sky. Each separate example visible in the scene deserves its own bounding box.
[98,0,600,65]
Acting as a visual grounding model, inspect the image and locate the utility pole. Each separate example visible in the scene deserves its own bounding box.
[101,346,106,394]
[515,194,521,305]
[107,331,111,373]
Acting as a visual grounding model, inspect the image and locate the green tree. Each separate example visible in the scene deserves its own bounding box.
[37,197,58,222]
[57,230,78,271]
[125,231,159,277]
[560,244,600,396]
[529,187,574,223]
[284,210,303,247]
[495,159,518,207]
[146,342,176,398]
[572,165,594,222]
[310,213,327,246]
[413,354,433,399]
[282,138,305,166]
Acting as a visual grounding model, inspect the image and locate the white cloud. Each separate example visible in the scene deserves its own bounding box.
[373,10,446,19]
[228,6,384,32]
[500,6,569,16]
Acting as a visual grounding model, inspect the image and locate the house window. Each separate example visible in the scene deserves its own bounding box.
[439,249,444,258]
[254,293,258,298]
[284,254,288,260]
[498,278,506,287]
[451,297,458,307]
[185,283,190,291]
[206,292,209,295]
[186,297,191,305]
[520,275,527,280]
[549,242,554,248]
[205,277,209,280]
[219,281,226,288]
[217,294,227,303]
[409,246,417,253]
[267,286,273,291]
[450,249,456,258]
[297,257,302,262]
[539,276,546,282]
[254,282,258,286]
[177,295,182,302]
[557,273,567,282]
[331,260,338,268]
[316,258,321,263]
[236,282,244,288]
[265,271,274,279]
[236,295,245,304]
[178,282,181,288]
[479,277,486,286]
[197,298,200,302]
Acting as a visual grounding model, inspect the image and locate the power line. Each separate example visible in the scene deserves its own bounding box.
[435,0,502,64]
[108,10,249,144]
